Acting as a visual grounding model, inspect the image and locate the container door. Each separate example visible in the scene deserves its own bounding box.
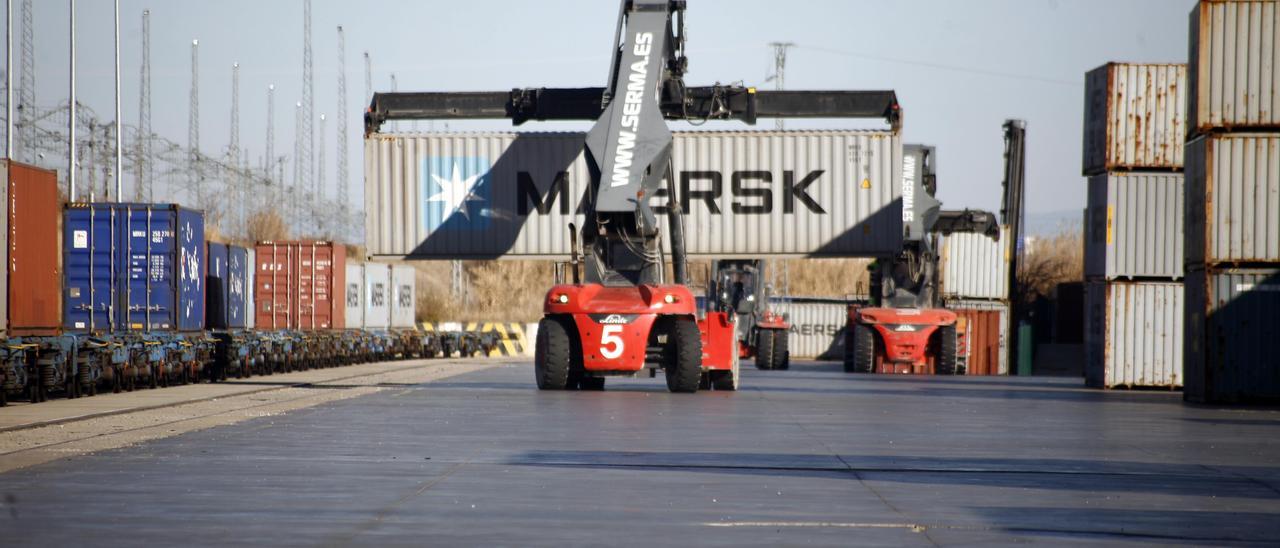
[122,206,173,331]
[63,206,115,332]
[391,265,416,328]
[227,245,248,330]
[8,163,62,335]
[364,263,390,330]
[245,248,256,329]
[206,242,229,329]
[176,208,206,331]
[345,263,363,329]
[255,244,293,330]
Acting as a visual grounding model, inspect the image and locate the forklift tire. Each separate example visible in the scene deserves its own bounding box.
[771,330,790,371]
[755,328,775,371]
[935,324,958,375]
[710,352,740,391]
[665,317,702,393]
[848,323,875,373]
[534,317,572,390]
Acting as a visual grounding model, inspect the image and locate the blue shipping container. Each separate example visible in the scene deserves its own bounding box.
[207,242,250,330]
[63,203,206,333]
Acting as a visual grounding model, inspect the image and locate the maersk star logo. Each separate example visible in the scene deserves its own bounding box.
[423,156,491,231]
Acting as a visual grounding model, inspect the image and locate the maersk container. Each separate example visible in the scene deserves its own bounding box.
[344,262,364,329]
[1082,63,1187,175]
[939,226,1011,300]
[364,130,903,259]
[391,264,416,329]
[207,242,250,330]
[1184,266,1280,403]
[63,203,206,333]
[1085,281,1184,389]
[1185,133,1280,266]
[1188,1,1280,136]
[1085,172,1185,280]
[944,299,1010,376]
[254,241,346,331]
[767,297,852,359]
[363,262,391,330]
[2,160,62,336]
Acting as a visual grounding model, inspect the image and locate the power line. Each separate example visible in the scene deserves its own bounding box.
[800,44,1080,87]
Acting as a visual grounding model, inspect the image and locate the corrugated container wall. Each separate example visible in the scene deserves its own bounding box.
[945,299,1010,376]
[940,226,1011,301]
[1184,133,1280,266]
[768,298,850,359]
[1184,267,1280,403]
[363,262,391,330]
[3,161,62,336]
[391,264,416,328]
[1085,281,1184,389]
[63,204,205,333]
[1083,63,1187,175]
[1187,0,1280,136]
[254,241,346,331]
[1085,172,1185,279]
[365,130,903,259]
[344,263,364,329]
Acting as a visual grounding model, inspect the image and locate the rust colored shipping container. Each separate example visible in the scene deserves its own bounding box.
[254,241,346,330]
[953,308,1007,376]
[3,160,61,336]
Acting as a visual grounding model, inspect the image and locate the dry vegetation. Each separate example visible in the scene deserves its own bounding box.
[1016,229,1084,305]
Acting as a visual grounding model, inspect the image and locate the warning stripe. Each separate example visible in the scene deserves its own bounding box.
[417,321,529,357]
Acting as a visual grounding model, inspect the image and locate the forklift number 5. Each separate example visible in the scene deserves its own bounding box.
[600,325,625,359]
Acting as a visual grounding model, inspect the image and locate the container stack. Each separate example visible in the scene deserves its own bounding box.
[1183,1,1280,403]
[1081,62,1188,389]
[939,226,1013,375]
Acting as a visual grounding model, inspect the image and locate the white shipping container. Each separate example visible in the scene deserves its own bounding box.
[1085,172,1185,280]
[1083,63,1187,175]
[1085,281,1184,389]
[768,298,850,359]
[364,130,903,259]
[363,262,391,330]
[1185,133,1280,266]
[940,226,1011,300]
[391,264,416,329]
[246,249,256,330]
[344,263,364,329]
[1188,0,1280,135]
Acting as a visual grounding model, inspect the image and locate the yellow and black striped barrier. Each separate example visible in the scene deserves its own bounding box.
[420,322,533,357]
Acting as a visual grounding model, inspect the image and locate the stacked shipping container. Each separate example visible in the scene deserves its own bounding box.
[939,226,1013,375]
[1081,62,1189,389]
[1183,1,1280,403]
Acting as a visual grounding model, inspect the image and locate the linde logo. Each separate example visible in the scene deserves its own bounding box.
[611,32,654,188]
[902,155,916,223]
[518,169,827,216]
[599,314,630,325]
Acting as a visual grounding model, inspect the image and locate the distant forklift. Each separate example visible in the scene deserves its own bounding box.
[709,260,791,370]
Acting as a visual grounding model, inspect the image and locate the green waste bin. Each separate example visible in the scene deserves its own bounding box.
[1017,322,1033,376]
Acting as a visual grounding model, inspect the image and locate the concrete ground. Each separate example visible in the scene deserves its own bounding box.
[1,359,1278,546]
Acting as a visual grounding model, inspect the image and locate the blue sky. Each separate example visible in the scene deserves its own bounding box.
[24,0,1192,219]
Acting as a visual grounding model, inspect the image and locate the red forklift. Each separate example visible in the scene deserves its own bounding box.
[709,260,791,370]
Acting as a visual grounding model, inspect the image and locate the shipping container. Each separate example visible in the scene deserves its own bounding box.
[945,299,1009,376]
[1085,281,1184,389]
[254,241,346,330]
[245,248,256,330]
[2,161,62,336]
[364,130,903,259]
[940,226,1011,300]
[1187,0,1280,135]
[63,203,206,333]
[206,242,250,330]
[1184,266,1280,403]
[363,262,391,330]
[344,262,364,329]
[391,264,416,329]
[1085,172,1185,279]
[1082,63,1187,175]
[768,297,851,359]
[1184,133,1280,266]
